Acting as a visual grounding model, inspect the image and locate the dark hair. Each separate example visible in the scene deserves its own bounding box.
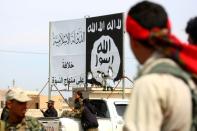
[128,1,168,30]
[76,91,83,99]
[128,1,168,47]
[186,16,197,44]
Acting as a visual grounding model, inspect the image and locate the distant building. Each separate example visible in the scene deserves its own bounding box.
[0,86,132,117]
[0,86,132,110]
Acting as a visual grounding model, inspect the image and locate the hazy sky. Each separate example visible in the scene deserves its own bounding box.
[0,0,196,94]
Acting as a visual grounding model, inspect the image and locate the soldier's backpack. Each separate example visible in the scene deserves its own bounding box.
[146,60,197,131]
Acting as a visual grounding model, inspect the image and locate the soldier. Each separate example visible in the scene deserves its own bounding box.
[61,91,83,118]
[185,16,197,44]
[81,99,98,131]
[40,100,58,117]
[123,1,197,131]
[1,88,45,131]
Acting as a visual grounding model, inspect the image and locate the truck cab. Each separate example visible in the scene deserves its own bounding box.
[59,98,128,131]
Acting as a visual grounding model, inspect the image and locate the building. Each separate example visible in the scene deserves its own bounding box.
[0,86,132,117]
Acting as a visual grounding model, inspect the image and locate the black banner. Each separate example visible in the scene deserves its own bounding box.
[86,13,123,87]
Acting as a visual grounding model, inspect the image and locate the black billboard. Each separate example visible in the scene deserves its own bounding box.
[86,13,123,88]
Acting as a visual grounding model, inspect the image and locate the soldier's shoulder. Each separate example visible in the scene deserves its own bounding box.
[25,116,45,130]
[25,116,39,121]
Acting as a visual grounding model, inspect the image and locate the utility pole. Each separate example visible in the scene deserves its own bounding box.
[12,79,15,87]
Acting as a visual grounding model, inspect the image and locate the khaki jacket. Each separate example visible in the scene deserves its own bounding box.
[123,53,192,131]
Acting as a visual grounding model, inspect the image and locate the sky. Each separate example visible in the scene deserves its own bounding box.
[0,0,196,95]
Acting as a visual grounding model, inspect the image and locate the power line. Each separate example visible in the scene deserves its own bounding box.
[0,49,48,55]
[0,50,136,58]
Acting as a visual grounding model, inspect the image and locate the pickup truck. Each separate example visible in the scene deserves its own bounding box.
[59,98,128,131]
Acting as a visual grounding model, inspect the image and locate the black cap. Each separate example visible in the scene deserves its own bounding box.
[46,100,55,104]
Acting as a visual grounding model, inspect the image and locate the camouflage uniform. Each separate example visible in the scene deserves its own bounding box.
[3,116,45,131]
[61,109,82,118]
[61,98,83,118]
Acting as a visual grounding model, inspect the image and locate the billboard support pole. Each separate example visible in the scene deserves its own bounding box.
[48,22,52,101]
[122,13,125,99]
